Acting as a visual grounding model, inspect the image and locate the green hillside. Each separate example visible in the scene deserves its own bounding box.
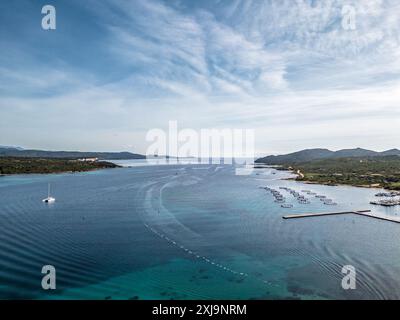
[0,157,120,174]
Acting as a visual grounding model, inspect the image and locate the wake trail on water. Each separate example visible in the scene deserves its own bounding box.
[135,166,283,289]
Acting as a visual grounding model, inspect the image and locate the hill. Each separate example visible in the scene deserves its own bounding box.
[0,147,145,160]
[288,156,400,190]
[255,148,400,164]
[0,145,24,151]
[0,157,120,174]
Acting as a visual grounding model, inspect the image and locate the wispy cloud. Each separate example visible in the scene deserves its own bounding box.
[0,0,399,153]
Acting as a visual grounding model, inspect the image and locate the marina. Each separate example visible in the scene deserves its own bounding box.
[370,191,400,207]
[370,199,400,207]
[375,191,400,197]
[263,186,338,207]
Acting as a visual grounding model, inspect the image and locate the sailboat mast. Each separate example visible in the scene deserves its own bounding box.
[48,183,50,198]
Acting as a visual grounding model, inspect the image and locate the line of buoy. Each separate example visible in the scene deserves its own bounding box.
[143,222,249,278]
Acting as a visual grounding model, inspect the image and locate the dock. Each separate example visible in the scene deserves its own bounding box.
[354,211,400,223]
[283,210,371,219]
[283,210,400,224]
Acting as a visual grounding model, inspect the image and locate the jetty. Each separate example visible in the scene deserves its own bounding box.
[283,210,400,224]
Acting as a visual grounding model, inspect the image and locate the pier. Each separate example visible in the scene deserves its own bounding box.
[283,210,400,224]
[353,211,400,223]
[283,210,371,219]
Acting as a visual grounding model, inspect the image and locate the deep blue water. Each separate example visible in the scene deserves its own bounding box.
[1,163,400,299]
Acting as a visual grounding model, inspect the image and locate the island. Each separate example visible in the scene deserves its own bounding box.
[287,157,400,191]
[255,148,400,191]
[0,146,148,174]
[0,157,120,174]
[0,146,146,160]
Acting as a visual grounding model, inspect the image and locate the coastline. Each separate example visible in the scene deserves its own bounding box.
[255,154,400,192]
[270,166,394,191]
[0,157,121,175]
[0,166,121,177]
[255,163,399,191]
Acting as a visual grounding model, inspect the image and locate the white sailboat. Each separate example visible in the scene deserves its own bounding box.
[42,183,55,203]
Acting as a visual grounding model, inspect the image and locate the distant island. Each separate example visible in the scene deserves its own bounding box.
[0,146,145,175]
[255,148,400,190]
[0,146,146,160]
[0,157,120,174]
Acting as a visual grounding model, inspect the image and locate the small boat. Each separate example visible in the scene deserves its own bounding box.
[281,204,293,208]
[42,183,55,203]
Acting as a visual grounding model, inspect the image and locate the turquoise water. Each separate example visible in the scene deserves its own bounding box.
[1,164,400,299]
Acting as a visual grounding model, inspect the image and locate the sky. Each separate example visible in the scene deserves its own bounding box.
[0,0,399,156]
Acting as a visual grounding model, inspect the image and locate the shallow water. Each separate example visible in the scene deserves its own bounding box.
[0,164,400,300]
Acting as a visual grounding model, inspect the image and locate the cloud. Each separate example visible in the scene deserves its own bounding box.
[0,0,399,154]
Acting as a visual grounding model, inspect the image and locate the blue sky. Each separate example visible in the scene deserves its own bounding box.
[0,0,399,155]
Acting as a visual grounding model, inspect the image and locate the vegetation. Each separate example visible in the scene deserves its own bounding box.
[255,147,400,165]
[280,156,400,190]
[0,147,145,160]
[0,157,120,174]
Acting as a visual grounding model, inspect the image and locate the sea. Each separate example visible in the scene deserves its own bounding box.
[1,160,400,299]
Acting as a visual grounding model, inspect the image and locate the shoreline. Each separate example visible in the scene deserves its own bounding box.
[272,167,395,192]
[0,166,121,177]
[0,157,122,176]
[255,155,400,192]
